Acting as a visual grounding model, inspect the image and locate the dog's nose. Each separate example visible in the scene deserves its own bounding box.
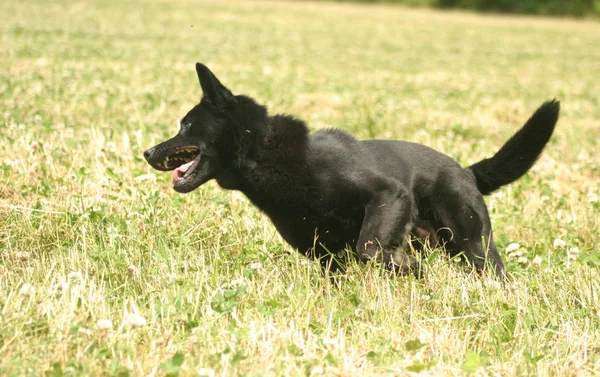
[143,149,152,161]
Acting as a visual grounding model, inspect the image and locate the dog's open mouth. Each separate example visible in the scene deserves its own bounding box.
[157,147,201,185]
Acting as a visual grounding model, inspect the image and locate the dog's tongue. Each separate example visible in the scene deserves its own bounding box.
[172,161,195,184]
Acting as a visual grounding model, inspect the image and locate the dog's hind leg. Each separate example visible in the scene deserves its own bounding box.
[355,187,419,275]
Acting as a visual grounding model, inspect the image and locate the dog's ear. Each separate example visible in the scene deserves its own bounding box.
[196,63,236,106]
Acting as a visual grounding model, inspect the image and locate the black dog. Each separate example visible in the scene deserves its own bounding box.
[144,63,559,279]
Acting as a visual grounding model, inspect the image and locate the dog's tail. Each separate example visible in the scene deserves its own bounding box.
[467,100,560,195]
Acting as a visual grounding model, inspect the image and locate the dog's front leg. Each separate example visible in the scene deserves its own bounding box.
[356,188,418,275]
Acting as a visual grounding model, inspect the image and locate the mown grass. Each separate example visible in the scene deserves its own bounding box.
[1,0,599,376]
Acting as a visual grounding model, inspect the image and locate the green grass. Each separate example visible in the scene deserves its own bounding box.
[1,0,600,375]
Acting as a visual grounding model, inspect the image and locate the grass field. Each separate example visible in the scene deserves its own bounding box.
[1,0,600,375]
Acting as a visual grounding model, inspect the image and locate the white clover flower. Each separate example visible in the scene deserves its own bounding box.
[518,256,529,264]
[568,247,580,260]
[197,368,215,377]
[553,238,567,249]
[134,173,157,183]
[228,279,244,287]
[68,271,83,285]
[96,319,113,330]
[506,243,520,253]
[106,225,119,236]
[19,283,35,295]
[532,256,543,266]
[15,251,31,261]
[125,313,147,327]
[506,243,523,257]
[353,308,366,318]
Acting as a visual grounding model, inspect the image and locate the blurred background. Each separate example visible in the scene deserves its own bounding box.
[315,0,600,17]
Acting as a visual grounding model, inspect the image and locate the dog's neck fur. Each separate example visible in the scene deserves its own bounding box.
[224,96,309,162]
[217,97,310,197]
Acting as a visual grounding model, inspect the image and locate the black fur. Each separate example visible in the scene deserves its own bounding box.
[144,63,560,280]
[468,100,560,195]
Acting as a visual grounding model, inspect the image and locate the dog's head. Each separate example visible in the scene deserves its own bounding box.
[143,63,238,193]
